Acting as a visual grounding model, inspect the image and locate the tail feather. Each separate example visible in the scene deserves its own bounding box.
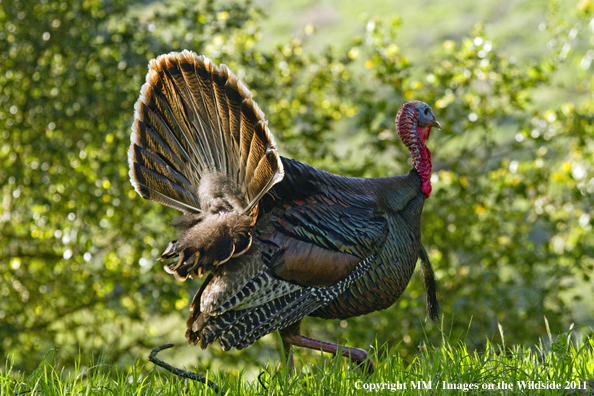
[150,66,204,162]
[176,54,224,171]
[211,64,237,178]
[153,63,214,173]
[129,50,284,215]
[129,160,200,213]
[245,120,266,188]
[129,143,194,193]
[141,82,208,175]
[132,116,199,184]
[248,140,284,211]
[225,76,254,189]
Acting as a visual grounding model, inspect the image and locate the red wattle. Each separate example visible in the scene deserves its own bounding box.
[415,144,432,198]
[422,180,432,198]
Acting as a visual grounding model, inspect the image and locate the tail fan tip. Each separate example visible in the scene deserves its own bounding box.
[128,51,286,280]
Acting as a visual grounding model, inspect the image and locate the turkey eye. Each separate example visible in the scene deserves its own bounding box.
[424,108,429,115]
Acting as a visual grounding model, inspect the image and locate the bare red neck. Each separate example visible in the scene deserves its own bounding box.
[395,102,432,198]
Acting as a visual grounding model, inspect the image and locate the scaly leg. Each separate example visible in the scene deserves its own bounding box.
[289,335,374,375]
[280,321,374,376]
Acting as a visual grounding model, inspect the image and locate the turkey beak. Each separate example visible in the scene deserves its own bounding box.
[430,119,441,129]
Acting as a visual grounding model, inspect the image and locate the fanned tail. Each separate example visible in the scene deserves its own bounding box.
[128,51,284,280]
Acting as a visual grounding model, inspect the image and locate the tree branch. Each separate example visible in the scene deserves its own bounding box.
[148,344,220,393]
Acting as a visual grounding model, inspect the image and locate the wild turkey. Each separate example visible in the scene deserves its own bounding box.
[129,50,440,374]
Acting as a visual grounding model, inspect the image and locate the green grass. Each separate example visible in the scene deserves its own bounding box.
[2,325,593,395]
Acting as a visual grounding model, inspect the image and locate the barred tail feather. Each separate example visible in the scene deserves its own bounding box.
[128,144,201,213]
[129,50,284,215]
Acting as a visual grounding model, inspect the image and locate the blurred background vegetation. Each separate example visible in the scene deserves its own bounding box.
[1,0,593,378]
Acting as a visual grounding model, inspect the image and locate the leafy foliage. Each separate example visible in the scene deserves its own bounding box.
[1,0,593,373]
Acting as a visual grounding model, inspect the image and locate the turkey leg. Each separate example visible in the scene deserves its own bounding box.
[281,332,374,375]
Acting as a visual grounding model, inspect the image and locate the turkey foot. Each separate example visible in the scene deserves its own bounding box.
[282,334,374,376]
